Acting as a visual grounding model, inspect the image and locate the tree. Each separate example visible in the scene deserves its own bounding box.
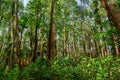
[47,0,56,60]
[15,0,22,72]
[101,0,120,55]
[101,0,120,32]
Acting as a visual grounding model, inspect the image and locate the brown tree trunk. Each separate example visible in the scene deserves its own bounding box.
[94,39,99,57]
[0,0,1,8]
[47,0,55,60]
[0,0,3,25]
[15,0,22,79]
[10,0,15,69]
[15,0,22,71]
[83,36,87,55]
[88,33,91,57]
[100,25,105,57]
[32,6,39,62]
[40,7,46,58]
[40,19,44,58]
[29,26,33,63]
[101,0,120,55]
[52,23,57,57]
[112,34,119,55]
[63,25,67,56]
[101,0,120,31]
[0,0,2,23]
[72,24,76,57]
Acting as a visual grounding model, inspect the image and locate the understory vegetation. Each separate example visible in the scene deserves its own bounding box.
[0,55,120,80]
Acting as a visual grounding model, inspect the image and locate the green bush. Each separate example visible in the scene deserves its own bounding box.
[1,55,120,80]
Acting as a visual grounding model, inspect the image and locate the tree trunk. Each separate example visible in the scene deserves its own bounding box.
[52,23,57,57]
[101,0,120,55]
[15,0,22,79]
[40,6,46,58]
[83,35,87,55]
[88,33,91,57]
[40,18,44,58]
[15,0,22,71]
[63,25,67,56]
[100,25,105,57]
[94,39,99,57]
[101,0,120,32]
[29,26,33,62]
[112,34,119,55]
[47,0,55,60]
[0,0,2,24]
[32,5,39,62]
[10,0,15,69]
[0,0,1,8]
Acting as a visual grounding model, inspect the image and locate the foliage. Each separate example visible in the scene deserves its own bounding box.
[22,58,51,80]
[0,0,120,80]
[0,55,120,80]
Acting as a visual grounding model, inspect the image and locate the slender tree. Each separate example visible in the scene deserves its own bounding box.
[10,0,15,69]
[32,2,39,61]
[15,0,22,72]
[47,0,56,60]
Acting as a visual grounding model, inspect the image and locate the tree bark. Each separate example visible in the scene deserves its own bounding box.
[15,0,22,71]
[30,26,33,62]
[52,23,57,57]
[40,17,44,58]
[63,25,67,56]
[101,0,120,32]
[0,0,3,24]
[15,0,22,79]
[40,5,46,58]
[32,1,39,62]
[10,0,15,69]
[101,0,120,55]
[112,34,119,55]
[47,0,55,60]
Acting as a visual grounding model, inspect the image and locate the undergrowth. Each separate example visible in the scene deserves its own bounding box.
[0,55,120,80]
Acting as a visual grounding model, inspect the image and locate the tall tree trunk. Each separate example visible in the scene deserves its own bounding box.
[15,0,22,79]
[83,35,87,55]
[101,0,120,55]
[63,25,67,56]
[32,5,39,62]
[40,17,44,58]
[52,23,57,57]
[0,0,1,8]
[100,25,105,57]
[15,0,22,71]
[73,24,76,57]
[47,0,55,60]
[88,33,92,57]
[112,34,119,55]
[94,39,99,57]
[0,0,3,24]
[30,26,33,62]
[40,4,46,58]
[10,0,15,69]
[40,0,47,58]
[101,0,120,32]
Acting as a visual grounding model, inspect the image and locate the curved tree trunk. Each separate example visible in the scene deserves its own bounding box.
[101,0,120,32]
[101,0,120,55]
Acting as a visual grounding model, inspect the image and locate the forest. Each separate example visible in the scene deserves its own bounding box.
[0,0,120,80]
